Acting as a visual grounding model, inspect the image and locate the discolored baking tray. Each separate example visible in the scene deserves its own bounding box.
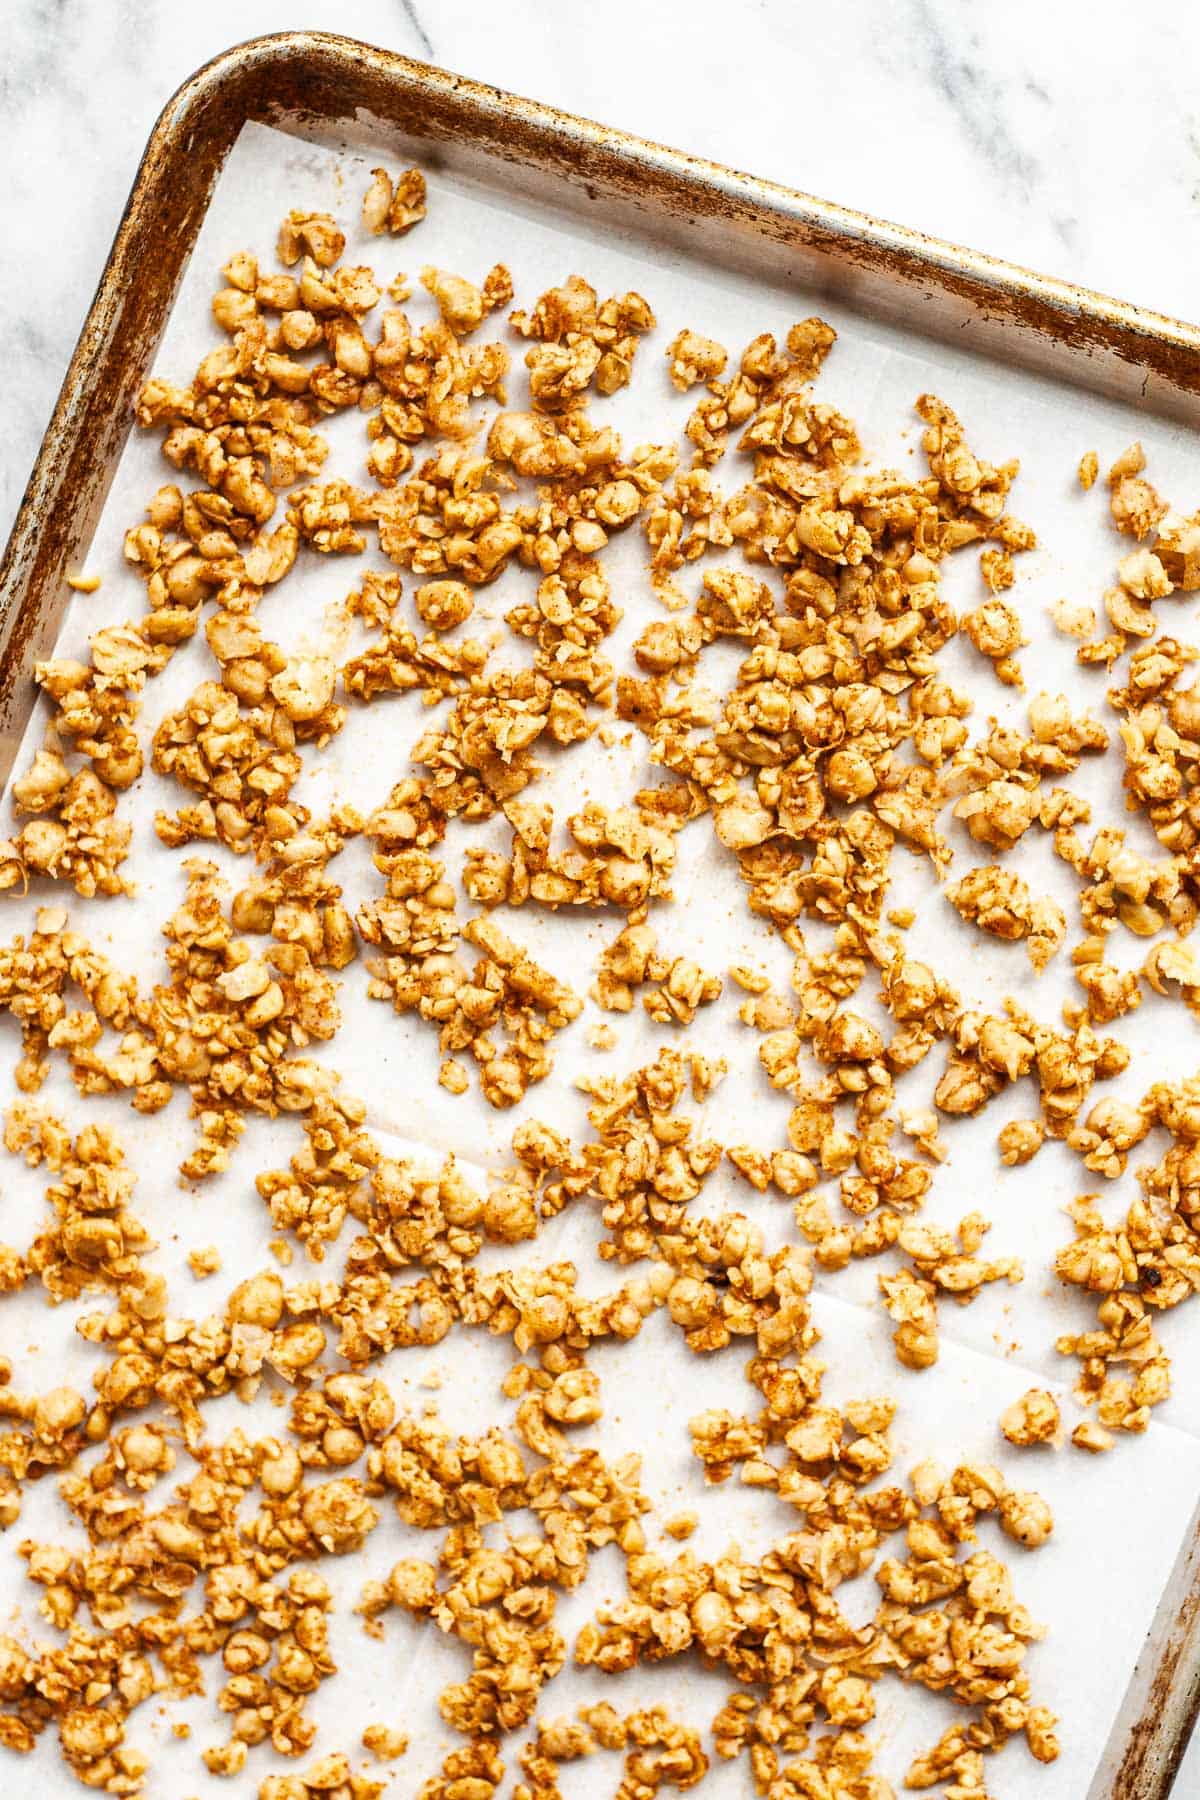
[1,31,1198,1795]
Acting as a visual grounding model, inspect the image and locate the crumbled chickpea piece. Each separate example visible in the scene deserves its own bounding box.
[1077,450,1099,490]
[278,210,346,269]
[414,578,474,630]
[360,852,583,1107]
[665,328,727,391]
[512,275,656,403]
[260,1752,385,1799]
[962,599,1027,685]
[981,545,1015,593]
[1050,595,1096,639]
[362,1724,408,1761]
[947,866,1066,971]
[998,1118,1045,1165]
[593,922,720,1023]
[1108,441,1167,539]
[879,1266,939,1369]
[1001,1388,1061,1447]
[421,264,512,336]
[439,1058,469,1095]
[362,166,427,236]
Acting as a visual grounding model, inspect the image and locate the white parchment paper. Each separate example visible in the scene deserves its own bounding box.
[3,120,1200,1798]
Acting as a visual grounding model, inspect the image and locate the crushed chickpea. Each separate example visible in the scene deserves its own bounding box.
[1001,1388,1062,1447]
[946,865,1066,970]
[998,1118,1045,1166]
[1072,1420,1115,1454]
[1051,595,1097,639]
[361,1724,408,1761]
[361,166,426,236]
[593,922,721,1024]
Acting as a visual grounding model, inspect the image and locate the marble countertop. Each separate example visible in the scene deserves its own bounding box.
[6,0,1200,550]
[4,0,1200,1789]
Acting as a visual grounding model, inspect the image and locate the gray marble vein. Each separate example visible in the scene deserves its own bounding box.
[398,0,434,58]
[905,0,1041,198]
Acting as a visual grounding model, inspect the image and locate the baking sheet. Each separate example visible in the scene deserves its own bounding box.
[4,118,1200,1797]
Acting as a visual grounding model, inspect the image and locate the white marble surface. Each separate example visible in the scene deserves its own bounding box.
[4,0,1200,1790]
[5,0,1200,550]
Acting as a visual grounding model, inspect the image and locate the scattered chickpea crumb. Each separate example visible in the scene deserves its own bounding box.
[187,1244,221,1279]
[65,573,102,594]
[439,1058,470,1095]
[587,1022,617,1049]
[998,1119,1045,1166]
[981,545,1015,593]
[1072,1420,1115,1453]
[1001,1388,1061,1447]
[362,1725,409,1761]
[362,165,427,236]
[728,964,770,994]
[1077,450,1099,490]
[662,1511,698,1539]
[1050,595,1096,639]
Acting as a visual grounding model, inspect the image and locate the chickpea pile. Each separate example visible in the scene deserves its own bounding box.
[2,154,1200,1799]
